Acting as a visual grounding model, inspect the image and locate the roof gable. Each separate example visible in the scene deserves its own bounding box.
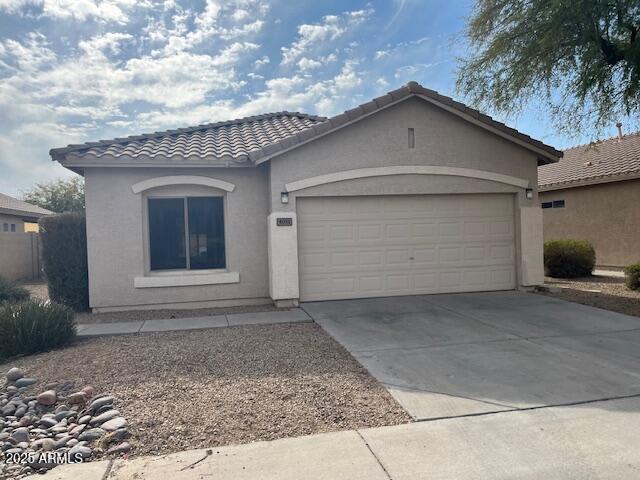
[252,82,562,165]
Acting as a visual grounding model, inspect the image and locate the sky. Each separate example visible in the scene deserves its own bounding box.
[0,0,628,197]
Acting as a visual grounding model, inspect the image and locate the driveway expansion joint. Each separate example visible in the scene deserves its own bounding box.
[355,430,393,480]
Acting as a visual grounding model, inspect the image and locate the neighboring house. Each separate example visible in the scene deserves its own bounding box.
[0,193,53,233]
[50,81,560,313]
[539,131,640,268]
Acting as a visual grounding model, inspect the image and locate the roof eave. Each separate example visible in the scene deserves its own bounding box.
[539,170,640,191]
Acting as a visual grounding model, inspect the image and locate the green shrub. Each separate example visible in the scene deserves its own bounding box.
[544,239,596,278]
[40,212,89,311]
[0,276,30,303]
[0,300,76,360]
[624,264,640,290]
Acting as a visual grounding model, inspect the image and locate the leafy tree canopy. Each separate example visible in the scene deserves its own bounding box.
[457,0,640,134]
[22,177,85,214]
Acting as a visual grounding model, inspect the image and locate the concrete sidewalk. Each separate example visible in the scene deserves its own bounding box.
[25,396,640,479]
[76,308,311,336]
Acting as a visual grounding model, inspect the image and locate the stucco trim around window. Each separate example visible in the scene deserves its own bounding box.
[134,271,240,288]
[131,176,236,194]
[284,166,530,192]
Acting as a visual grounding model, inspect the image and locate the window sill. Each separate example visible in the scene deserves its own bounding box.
[134,271,240,288]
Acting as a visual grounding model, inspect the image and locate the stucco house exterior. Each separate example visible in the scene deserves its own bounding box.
[50,82,560,312]
[0,193,53,233]
[539,130,640,269]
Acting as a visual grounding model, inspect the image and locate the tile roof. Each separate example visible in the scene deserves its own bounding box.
[539,131,640,190]
[50,112,326,165]
[50,81,561,166]
[0,193,53,217]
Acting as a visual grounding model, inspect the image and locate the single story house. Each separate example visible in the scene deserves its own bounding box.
[0,193,53,233]
[51,81,561,312]
[539,129,640,268]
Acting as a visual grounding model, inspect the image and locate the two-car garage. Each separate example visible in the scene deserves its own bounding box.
[297,193,516,301]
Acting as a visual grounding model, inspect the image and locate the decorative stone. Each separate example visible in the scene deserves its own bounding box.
[37,390,56,406]
[87,396,114,412]
[81,386,95,398]
[78,415,91,425]
[42,438,55,451]
[107,442,131,455]
[101,417,127,431]
[90,409,120,426]
[11,428,29,444]
[39,417,57,428]
[6,368,24,382]
[15,378,37,388]
[78,428,105,442]
[68,445,92,460]
[103,428,130,444]
[66,392,86,405]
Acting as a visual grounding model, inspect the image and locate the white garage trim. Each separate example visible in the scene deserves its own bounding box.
[284,166,529,192]
[131,175,236,194]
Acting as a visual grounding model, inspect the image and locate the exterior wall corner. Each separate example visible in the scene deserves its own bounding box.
[519,204,545,286]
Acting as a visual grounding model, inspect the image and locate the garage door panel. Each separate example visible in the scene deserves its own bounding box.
[298,194,516,301]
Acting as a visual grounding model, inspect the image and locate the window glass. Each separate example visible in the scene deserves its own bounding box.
[552,200,565,208]
[10,224,16,232]
[541,202,552,209]
[148,198,186,270]
[188,197,225,269]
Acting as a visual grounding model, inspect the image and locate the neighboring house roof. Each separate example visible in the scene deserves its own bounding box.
[0,193,53,219]
[50,81,562,167]
[539,131,640,191]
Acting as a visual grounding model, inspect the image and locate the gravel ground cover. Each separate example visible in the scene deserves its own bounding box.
[0,323,410,459]
[539,275,640,317]
[20,283,280,324]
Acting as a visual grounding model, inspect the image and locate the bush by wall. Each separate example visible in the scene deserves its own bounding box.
[624,264,640,291]
[40,212,89,311]
[0,300,76,360]
[544,239,596,278]
[0,275,30,303]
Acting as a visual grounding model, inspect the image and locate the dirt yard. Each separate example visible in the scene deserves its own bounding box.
[539,275,640,317]
[0,323,410,457]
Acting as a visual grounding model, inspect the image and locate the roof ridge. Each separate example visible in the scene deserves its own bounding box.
[50,111,326,159]
[563,130,640,153]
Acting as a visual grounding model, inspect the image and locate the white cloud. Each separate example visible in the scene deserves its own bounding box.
[281,8,373,65]
[297,57,322,71]
[0,0,150,24]
[254,55,269,68]
[374,50,390,60]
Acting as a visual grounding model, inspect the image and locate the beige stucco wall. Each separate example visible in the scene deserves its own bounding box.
[268,97,543,295]
[540,178,640,268]
[0,232,40,281]
[0,213,25,233]
[84,166,270,311]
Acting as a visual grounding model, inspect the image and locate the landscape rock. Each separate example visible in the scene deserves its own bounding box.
[37,390,57,406]
[42,438,55,451]
[6,368,25,381]
[66,392,87,405]
[81,386,95,398]
[90,409,120,426]
[15,378,37,388]
[68,445,92,460]
[87,396,114,412]
[11,428,30,443]
[107,442,131,455]
[101,417,127,431]
[78,428,105,442]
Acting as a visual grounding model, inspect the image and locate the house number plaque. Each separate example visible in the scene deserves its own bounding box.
[276,217,293,227]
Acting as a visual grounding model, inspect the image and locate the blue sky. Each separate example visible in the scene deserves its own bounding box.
[0,0,626,196]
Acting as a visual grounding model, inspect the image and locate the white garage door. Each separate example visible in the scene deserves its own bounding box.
[297,194,516,301]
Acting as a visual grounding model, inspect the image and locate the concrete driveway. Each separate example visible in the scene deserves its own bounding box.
[303,291,640,420]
